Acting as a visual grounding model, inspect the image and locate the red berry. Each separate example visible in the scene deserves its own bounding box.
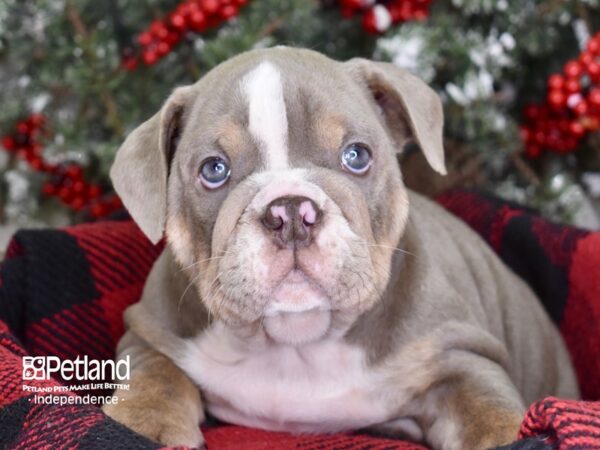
[91,203,107,218]
[564,61,583,78]
[548,89,566,108]
[143,50,158,65]
[588,61,600,81]
[72,181,85,194]
[362,9,379,34]
[2,136,16,150]
[201,0,220,15]
[574,100,589,116]
[564,78,580,94]
[398,2,414,21]
[138,32,152,46]
[88,184,102,198]
[58,187,73,203]
[70,197,85,211]
[547,74,564,90]
[28,156,44,170]
[387,4,403,22]
[166,31,182,45]
[569,121,585,138]
[534,130,546,145]
[187,2,201,14]
[122,56,138,71]
[339,0,363,10]
[157,42,171,56]
[16,122,30,134]
[150,21,168,39]
[190,11,206,31]
[67,165,83,180]
[413,9,428,20]
[580,51,594,66]
[587,37,600,54]
[170,13,186,29]
[220,4,237,19]
[589,88,600,107]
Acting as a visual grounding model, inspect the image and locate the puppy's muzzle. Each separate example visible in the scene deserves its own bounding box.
[261,196,322,248]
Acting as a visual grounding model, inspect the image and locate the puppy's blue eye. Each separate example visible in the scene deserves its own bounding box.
[341,143,372,175]
[199,157,231,189]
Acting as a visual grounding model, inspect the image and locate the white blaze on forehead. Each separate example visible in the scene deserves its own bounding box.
[242,61,289,170]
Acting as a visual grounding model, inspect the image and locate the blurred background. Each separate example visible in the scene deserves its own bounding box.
[1,0,599,248]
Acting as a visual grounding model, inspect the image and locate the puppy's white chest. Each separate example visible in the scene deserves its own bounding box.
[176,324,391,433]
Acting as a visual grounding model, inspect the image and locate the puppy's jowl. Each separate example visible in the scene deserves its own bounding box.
[104,47,578,450]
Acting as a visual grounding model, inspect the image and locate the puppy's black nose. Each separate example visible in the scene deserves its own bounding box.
[262,196,322,247]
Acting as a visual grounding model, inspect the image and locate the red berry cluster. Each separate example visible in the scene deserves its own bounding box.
[123,0,248,69]
[1,115,122,219]
[521,32,600,158]
[337,0,432,34]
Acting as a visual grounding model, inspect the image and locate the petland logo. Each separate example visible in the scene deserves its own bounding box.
[23,355,130,381]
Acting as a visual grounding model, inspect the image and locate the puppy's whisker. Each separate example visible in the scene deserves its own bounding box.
[349,251,392,280]
[178,249,238,273]
[366,243,415,257]
[177,271,203,312]
[206,265,238,296]
[208,270,237,319]
[177,255,227,273]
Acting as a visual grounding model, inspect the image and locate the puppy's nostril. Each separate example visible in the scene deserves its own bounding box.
[299,200,318,226]
[262,214,284,231]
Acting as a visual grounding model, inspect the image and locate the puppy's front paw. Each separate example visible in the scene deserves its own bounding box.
[103,401,205,448]
[464,412,523,450]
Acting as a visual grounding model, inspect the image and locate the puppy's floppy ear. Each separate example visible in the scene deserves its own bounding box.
[110,86,193,244]
[345,59,446,175]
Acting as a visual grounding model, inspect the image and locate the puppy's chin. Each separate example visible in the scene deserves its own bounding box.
[263,271,331,345]
[263,309,331,345]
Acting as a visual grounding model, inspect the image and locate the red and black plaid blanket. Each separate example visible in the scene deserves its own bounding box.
[0,190,598,450]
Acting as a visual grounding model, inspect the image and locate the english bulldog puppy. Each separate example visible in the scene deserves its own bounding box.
[103,47,578,450]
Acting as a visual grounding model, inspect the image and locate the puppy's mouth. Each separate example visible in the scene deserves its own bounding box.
[262,270,332,345]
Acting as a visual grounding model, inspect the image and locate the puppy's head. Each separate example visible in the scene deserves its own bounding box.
[111,47,445,345]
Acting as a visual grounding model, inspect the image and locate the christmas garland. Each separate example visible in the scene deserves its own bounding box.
[123,0,248,69]
[521,31,600,158]
[1,115,122,219]
[335,0,433,34]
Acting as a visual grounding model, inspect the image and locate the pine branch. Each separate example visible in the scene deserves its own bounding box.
[511,153,541,187]
[65,1,124,138]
